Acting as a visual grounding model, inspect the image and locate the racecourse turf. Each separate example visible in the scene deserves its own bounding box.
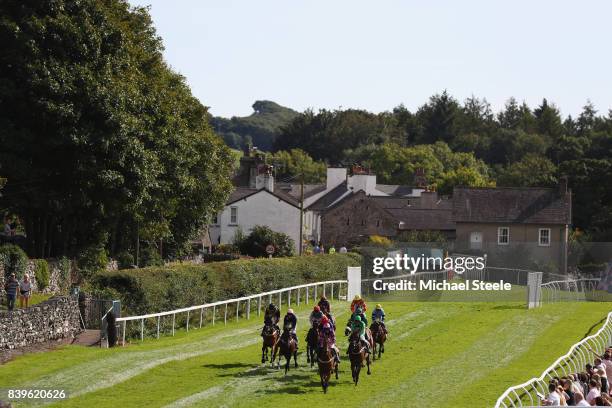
[1,301,610,408]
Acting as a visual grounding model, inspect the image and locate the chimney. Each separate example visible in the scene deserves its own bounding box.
[326,167,347,190]
[420,190,438,209]
[255,164,274,192]
[558,176,568,195]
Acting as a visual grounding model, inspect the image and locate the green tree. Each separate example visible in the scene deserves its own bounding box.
[0,0,233,259]
[497,154,557,187]
[237,225,295,258]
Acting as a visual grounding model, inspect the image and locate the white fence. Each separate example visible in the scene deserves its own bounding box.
[495,310,612,408]
[114,280,347,346]
[540,278,601,303]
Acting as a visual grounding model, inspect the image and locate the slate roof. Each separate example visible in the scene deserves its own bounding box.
[452,187,571,225]
[370,196,455,230]
[375,184,417,196]
[275,183,327,200]
[226,187,299,208]
[306,182,351,211]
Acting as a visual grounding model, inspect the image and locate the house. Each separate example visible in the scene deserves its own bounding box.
[319,190,454,246]
[298,166,426,243]
[452,181,572,272]
[208,149,301,252]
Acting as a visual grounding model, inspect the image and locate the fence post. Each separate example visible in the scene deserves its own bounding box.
[236,300,239,321]
[288,290,291,307]
[278,292,282,310]
[247,298,251,320]
[314,285,317,300]
[527,272,543,309]
[258,296,262,316]
[331,283,334,299]
[122,321,126,346]
[323,283,326,297]
[224,304,228,325]
[200,308,203,328]
[172,313,176,336]
[157,316,160,339]
[212,305,216,325]
[297,288,301,305]
[306,286,309,304]
[141,319,145,341]
[186,311,190,331]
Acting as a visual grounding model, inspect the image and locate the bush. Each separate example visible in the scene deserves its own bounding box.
[77,245,109,279]
[116,251,134,269]
[0,243,28,280]
[58,256,72,290]
[140,246,163,267]
[93,253,361,316]
[201,253,239,263]
[237,225,295,258]
[34,259,50,290]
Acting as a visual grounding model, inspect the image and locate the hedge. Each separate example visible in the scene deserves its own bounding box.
[93,253,361,316]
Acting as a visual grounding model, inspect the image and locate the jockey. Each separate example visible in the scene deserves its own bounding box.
[318,315,340,363]
[348,315,370,354]
[347,306,368,327]
[350,294,367,313]
[318,295,331,314]
[371,304,388,334]
[261,303,280,336]
[283,308,299,347]
[309,305,324,328]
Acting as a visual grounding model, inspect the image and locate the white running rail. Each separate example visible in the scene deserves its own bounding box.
[115,280,347,346]
[495,310,612,408]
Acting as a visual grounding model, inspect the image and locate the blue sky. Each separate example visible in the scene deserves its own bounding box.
[128,0,612,118]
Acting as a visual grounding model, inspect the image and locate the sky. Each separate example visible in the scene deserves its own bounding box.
[128,0,612,119]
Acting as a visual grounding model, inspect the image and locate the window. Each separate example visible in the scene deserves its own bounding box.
[212,213,219,225]
[470,232,482,250]
[346,218,350,226]
[497,227,509,245]
[361,219,365,226]
[539,228,551,246]
[376,220,380,227]
[230,207,238,224]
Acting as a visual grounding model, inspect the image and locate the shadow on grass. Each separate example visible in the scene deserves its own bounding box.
[491,304,526,310]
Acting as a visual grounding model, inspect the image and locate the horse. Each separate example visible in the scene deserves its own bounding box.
[261,324,280,365]
[317,344,338,393]
[370,319,387,360]
[277,328,298,375]
[306,324,319,368]
[348,331,371,385]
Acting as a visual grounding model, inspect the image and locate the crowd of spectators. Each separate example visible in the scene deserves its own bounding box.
[542,348,612,406]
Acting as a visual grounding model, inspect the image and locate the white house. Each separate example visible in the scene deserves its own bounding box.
[208,165,301,253]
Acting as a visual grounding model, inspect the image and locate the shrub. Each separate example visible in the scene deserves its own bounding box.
[77,245,109,279]
[93,253,361,316]
[238,225,295,257]
[140,246,163,267]
[116,251,134,269]
[58,256,72,290]
[34,259,50,290]
[201,253,239,263]
[0,243,28,280]
[367,235,393,248]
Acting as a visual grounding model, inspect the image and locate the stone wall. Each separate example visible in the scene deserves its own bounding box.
[0,296,81,350]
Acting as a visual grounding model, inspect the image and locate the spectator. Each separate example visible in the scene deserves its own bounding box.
[574,391,590,406]
[313,244,321,254]
[339,245,348,253]
[3,218,10,236]
[4,273,19,311]
[587,379,601,405]
[543,382,562,406]
[562,379,575,405]
[328,245,336,254]
[19,273,32,308]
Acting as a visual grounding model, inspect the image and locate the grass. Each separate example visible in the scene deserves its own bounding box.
[0,300,610,408]
[0,293,52,311]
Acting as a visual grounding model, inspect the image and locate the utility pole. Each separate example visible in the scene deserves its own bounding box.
[299,172,304,256]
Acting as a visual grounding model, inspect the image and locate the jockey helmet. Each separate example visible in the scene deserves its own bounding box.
[376,304,382,309]
[314,305,321,312]
[287,308,294,314]
[320,295,327,300]
[268,303,275,309]
[354,315,362,322]
[353,295,361,301]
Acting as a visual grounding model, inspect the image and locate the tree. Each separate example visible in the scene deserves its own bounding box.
[497,154,557,187]
[270,149,326,183]
[415,91,462,144]
[0,0,233,258]
[237,225,295,258]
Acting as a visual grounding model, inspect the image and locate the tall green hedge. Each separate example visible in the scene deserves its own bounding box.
[93,253,361,316]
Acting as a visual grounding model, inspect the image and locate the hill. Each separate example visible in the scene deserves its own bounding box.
[211,100,299,151]
[1,300,608,407]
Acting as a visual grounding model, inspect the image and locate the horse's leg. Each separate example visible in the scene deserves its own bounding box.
[366,354,371,375]
[372,342,377,361]
[294,349,298,368]
[335,362,339,379]
[285,354,290,375]
[378,342,382,359]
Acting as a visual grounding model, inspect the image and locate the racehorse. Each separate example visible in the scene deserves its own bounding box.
[348,331,371,385]
[370,319,387,360]
[261,324,280,365]
[306,325,319,368]
[317,345,338,393]
[277,327,298,375]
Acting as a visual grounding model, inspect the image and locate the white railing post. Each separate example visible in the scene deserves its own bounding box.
[278,292,282,310]
[172,313,175,336]
[297,288,300,305]
[122,321,126,346]
[331,283,334,299]
[247,298,251,320]
[224,303,228,325]
[306,286,309,304]
[199,308,203,328]
[236,300,239,321]
[141,319,144,341]
[157,316,160,339]
[258,296,262,316]
[186,311,190,331]
[212,305,216,325]
[288,290,291,307]
[314,284,317,301]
